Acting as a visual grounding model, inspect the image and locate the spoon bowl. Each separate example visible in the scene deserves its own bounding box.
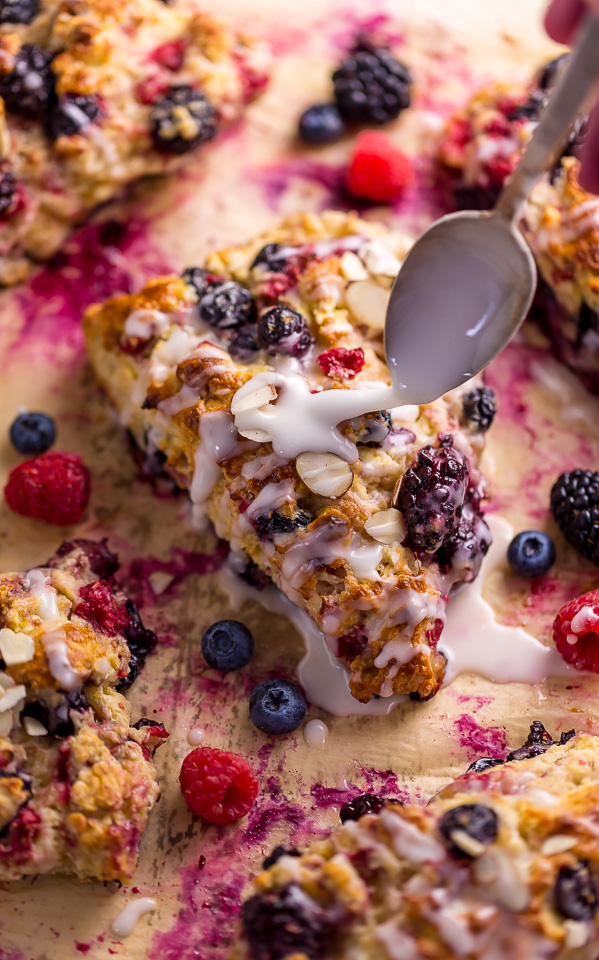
[384,210,536,405]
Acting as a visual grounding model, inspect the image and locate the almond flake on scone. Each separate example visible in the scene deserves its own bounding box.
[0,538,167,882]
[84,210,493,705]
[232,724,599,960]
[0,0,270,284]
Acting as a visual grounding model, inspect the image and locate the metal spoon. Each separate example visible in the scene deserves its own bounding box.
[384,13,599,406]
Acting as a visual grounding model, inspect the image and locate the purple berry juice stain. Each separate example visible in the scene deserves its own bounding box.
[453,714,508,760]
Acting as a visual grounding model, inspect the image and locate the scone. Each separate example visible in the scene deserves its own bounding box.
[437,57,599,392]
[0,538,167,882]
[0,0,269,284]
[84,210,494,704]
[232,723,599,960]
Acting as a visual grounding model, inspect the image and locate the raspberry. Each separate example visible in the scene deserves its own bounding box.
[4,451,91,525]
[179,747,259,825]
[75,580,129,636]
[345,131,412,203]
[553,590,599,672]
[317,347,365,381]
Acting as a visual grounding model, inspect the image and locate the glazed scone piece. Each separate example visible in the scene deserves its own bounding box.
[232,724,599,960]
[0,0,269,284]
[0,538,167,882]
[84,210,493,704]
[437,58,599,392]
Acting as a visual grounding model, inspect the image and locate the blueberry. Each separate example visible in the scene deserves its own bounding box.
[242,884,335,960]
[229,325,260,358]
[506,90,546,123]
[466,757,504,774]
[352,410,392,446]
[249,679,306,735]
[262,844,302,869]
[199,281,254,330]
[117,600,158,689]
[555,862,598,921]
[46,95,101,139]
[201,619,254,672]
[9,411,56,454]
[257,305,313,357]
[182,266,211,299]
[536,53,571,92]
[298,103,345,144]
[439,803,498,857]
[0,0,39,24]
[254,509,312,541]
[507,531,556,578]
[250,243,292,273]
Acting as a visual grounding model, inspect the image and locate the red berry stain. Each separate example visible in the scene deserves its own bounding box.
[75,943,91,954]
[122,543,229,611]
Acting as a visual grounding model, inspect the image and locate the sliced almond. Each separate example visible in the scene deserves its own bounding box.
[339,250,369,281]
[359,240,402,277]
[0,684,26,713]
[540,834,577,856]
[448,829,487,858]
[237,427,272,443]
[23,716,48,737]
[345,280,391,332]
[296,452,353,499]
[0,627,35,666]
[364,508,407,544]
[231,382,277,416]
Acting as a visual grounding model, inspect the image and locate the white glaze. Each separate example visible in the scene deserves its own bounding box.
[379,809,445,863]
[440,515,571,684]
[25,569,59,620]
[376,920,419,960]
[187,727,205,746]
[191,411,249,529]
[124,308,170,340]
[232,371,396,463]
[111,898,157,938]
[41,628,82,691]
[303,718,328,746]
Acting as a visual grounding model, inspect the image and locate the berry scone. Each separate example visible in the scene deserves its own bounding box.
[83,210,494,704]
[232,723,599,960]
[0,537,167,882]
[438,57,599,392]
[0,0,269,285]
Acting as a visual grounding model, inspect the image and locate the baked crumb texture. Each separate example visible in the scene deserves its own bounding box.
[438,78,599,393]
[84,210,492,705]
[232,732,599,960]
[0,543,165,882]
[0,0,269,284]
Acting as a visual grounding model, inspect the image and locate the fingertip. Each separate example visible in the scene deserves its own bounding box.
[544,0,586,43]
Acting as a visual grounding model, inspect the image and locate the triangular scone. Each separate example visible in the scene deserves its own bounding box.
[84,210,493,704]
[233,725,599,960]
[0,0,269,284]
[0,539,167,881]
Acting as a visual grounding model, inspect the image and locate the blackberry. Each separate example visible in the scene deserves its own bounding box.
[21,687,89,738]
[505,721,574,763]
[117,600,158,690]
[506,89,546,123]
[435,500,492,583]
[466,757,504,774]
[0,44,54,119]
[257,305,313,357]
[550,469,599,566]
[395,437,468,554]
[555,862,598,921]
[439,803,498,857]
[199,280,254,330]
[254,509,311,541]
[0,0,39,23]
[339,792,391,823]
[462,386,497,432]
[182,266,210,299]
[333,47,412,125]
[242,883,335,960]
[46,95,101,139]
[150,86,217,154]
[50,538,120,579]
[454,183,501,212]
[0,171,17,217]
[251,243,294,273]
[536,53,571,91]
[262,845,302,869]
[298,103,345,144]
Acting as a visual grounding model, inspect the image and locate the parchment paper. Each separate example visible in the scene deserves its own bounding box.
[2,1,599,957]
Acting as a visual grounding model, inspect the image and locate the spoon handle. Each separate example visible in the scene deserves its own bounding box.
[495,12,599,222]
